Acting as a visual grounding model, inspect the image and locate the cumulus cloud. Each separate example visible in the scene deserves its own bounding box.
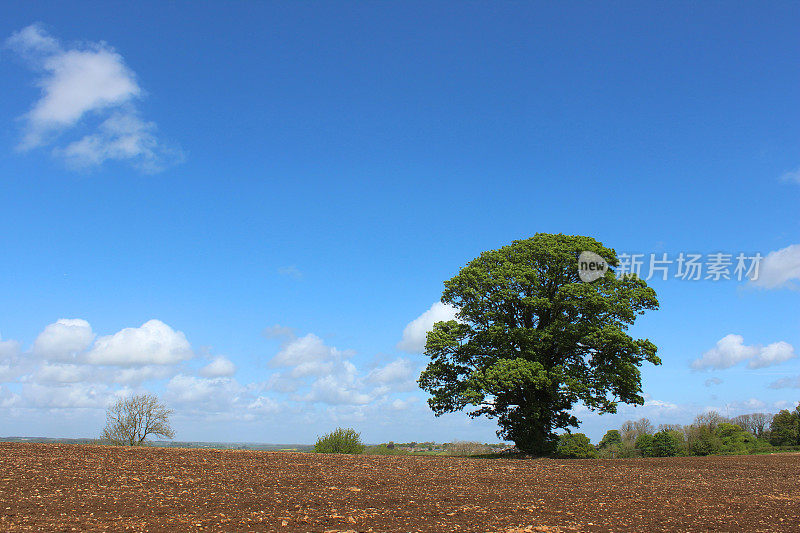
[199,356,236,378]
[691,334,796,371]
[85,319,193,366]
[165,374,247,412]
[704,377,723,387]
[302,362,371,405]
[271,333,353,378]
[22,382,117,409]
[5,24,180,171]
[750,244,800,290]
[397,302,459,353]
[32,318,94,360]
[35,363,92,383]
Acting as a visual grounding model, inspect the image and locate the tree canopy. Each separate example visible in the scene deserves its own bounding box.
[101,394,175,446]
[418,233,660,454]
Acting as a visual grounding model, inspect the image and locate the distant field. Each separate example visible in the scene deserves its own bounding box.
[1,443,798,532]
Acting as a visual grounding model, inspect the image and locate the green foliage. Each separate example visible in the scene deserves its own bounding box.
[686,425,723,456]
[418,234,660,455]
[769,409,799,446]
[635,434,655,456]
[314,428,365,454]
[363,444,409,456]
[599,430,622,449]
[555,433,597,458]
[650,430,683,457]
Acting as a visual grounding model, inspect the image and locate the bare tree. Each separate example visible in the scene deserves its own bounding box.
[101,394,175,446]
[732,413,770,437]
[693,411,727,430]
[620,418,654,444]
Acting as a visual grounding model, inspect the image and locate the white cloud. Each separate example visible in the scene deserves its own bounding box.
[5,24,180,171]
[768,376,800,389]
[691,335,758,370]
[247,396,281,414]
[85,319,193,366]
[0,338,21,360]
[303,366,371,406]
[111,365,176,384]
[165,374,245,411]
[397,302,459,353]
[750,244,800,289]
[704,377,723,387]
[271,333,353,378]
[35,363,91,383]
[32,318,94,360]
[780,167,800,185]
[749,341,796,369]
[199,356,236,378]
[691,334,796,371]
[22,382,115,409]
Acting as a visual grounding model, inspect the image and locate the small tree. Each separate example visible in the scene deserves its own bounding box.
[555,433,596,458]
[314,427,365,454]
[101,394,174,446]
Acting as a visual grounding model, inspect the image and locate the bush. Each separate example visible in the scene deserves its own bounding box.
[314,428,364,454]
[555,433,597,458]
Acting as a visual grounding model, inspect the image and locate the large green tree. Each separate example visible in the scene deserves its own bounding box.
[418,234,660,454]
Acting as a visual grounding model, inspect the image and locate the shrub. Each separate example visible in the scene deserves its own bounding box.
[314,428,364,454]
[555,433,597,458]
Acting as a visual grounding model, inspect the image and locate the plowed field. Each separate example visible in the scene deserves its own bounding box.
[1,443,797,532]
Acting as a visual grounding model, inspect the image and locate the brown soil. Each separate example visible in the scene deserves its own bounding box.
[1,443,797,532]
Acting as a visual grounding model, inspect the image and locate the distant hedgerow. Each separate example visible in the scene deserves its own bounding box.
[314,428,365,454]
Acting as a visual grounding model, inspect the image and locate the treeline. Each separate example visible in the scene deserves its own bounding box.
[556,405,800,458]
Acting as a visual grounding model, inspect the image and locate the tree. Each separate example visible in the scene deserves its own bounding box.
[101,394,175,446]
[555,433,597,458]
[731,413,769,438]
[650,430,683,457]
[769,409,799,446]
[635,434,655,456]
[599,430,622,449]
[693,411,727,431]
[620,418,655,445]
[418,234,660,455]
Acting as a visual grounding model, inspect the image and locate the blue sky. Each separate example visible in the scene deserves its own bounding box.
[0,2,798,444]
